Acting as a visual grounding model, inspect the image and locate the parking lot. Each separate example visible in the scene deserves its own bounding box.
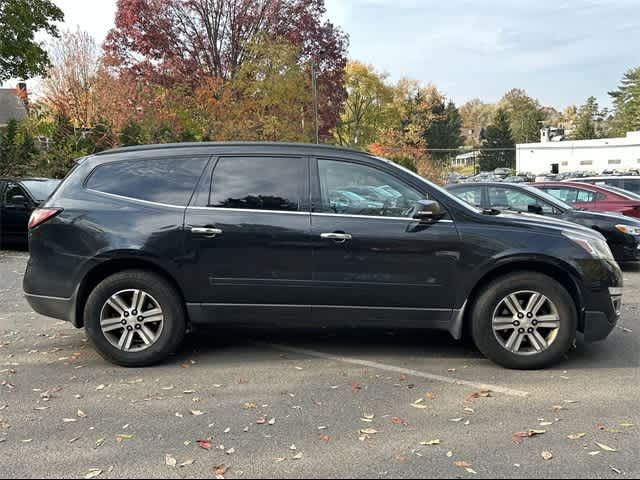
[0,248,638,479]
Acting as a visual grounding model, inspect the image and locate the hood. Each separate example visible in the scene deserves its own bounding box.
[487,210,606,240]
[565,209,640,227]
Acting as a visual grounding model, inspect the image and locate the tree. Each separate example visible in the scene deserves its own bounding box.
[573,97,599,140]
[480,108,515,171]
[0,0,64,82]
[423,100,463,166]
[609,66,640,136]
[104,0,348,140]
[42,29,100,129]
[334,61,395,148]
[499,88,543,144]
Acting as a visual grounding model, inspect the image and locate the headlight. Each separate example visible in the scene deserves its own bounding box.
[563,231,614,261]
[615,224,640,236]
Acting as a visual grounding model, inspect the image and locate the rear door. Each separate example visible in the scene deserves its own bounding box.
[183,154,313,322]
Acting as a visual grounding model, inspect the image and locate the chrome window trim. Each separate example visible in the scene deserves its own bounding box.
[85,190,454,223]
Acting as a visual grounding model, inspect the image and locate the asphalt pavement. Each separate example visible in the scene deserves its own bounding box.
[0,248,638,479]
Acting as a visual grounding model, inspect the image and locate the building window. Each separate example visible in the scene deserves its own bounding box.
[580,160,593,166]
[608,159,622,165]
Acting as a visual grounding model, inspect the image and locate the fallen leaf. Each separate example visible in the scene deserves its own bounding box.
[268,418,276,425]
[77,410,87,418]
[595,442,618,452]
[166,454,177,467]
[466,468,478,475]
[289,444,297,451]
[588,451,601,456]
[391,417,408,426]
[63,418,78,423]
[447,451,453,458]
[84,470,102,479]
[610,466,623,475]
[541,451,554,461]
[425,392,437,400]
[450,418,464,423]
[225,447,235,455]
[256,417,266,425]
[513,430,546,445]
[292,452,303,460]
[197,440,212,450]
[320,434,330,444]
[179,459,195,467]
[360,428,378,435]
[455,461,472,468]
[214,464,229,479]
[190,410,204,417]
[420,440,441,446]
[568,433,587,440]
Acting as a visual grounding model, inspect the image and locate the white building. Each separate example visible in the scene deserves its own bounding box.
[516,129,640,175]
[452,150,480,168]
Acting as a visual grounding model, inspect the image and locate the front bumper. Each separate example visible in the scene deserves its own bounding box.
[582,287,622,342]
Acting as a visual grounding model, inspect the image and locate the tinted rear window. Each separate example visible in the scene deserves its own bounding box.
[86,157,209,206]
[209,157,306,211]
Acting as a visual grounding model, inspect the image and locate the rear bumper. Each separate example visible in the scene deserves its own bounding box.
[24,292,79,327]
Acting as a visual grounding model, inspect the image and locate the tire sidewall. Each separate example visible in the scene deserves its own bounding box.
[84,271,186,367]
[472,273,577,370]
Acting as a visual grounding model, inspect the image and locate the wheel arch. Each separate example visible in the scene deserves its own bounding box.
[458,259,585,340]
[74,257,189,329]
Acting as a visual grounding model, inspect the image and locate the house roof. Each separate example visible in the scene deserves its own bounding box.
[0,89,27,126]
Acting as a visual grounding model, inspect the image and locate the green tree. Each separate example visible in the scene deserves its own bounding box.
[609,66,640,136]
[499,88,543,144]
[0,0,64,82]
[334,61,395,149]
[480,108,515,171]
[423,100,463,166]
[573,97,599,140]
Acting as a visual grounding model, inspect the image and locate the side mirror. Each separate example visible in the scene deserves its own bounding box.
[528,204,544,215]
[411,200,444,221]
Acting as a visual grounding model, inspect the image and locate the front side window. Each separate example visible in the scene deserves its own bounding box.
[209,156,306,212]
[450,186,483,207]
[542,187,578,204]
[86,157,209,206]
[317,159,424,217]
[488,187,555,214]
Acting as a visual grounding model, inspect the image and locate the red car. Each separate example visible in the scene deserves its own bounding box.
[534,181,640,219]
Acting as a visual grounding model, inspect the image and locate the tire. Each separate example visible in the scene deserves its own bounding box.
[84,270,186,367]
[471,272,577,370]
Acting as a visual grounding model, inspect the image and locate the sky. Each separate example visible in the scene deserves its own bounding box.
[6,0,640,110]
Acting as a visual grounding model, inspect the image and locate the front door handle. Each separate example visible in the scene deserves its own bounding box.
[190,227,223,238]
[320,232,352,243]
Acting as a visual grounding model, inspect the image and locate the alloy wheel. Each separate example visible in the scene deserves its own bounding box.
[492,290,561,356]
[99,289,164,353]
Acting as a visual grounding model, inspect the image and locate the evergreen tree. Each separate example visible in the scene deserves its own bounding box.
[480,108,515,171]
[424,100,463,166]
[573,97,599,140]
[609,66,640,136]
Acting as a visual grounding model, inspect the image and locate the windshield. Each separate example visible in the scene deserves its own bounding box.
[522,185,574,211]
[374,156,484,214]
[21,180,61,201]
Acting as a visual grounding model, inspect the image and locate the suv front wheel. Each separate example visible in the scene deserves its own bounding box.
[84,270,186,367]
[471,272,577,370]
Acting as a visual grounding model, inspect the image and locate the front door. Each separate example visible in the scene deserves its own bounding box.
[310,157,460,326]
[2,183,31,241]
[183,155,313,323]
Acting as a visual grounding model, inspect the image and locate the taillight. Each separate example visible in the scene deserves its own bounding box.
[28,208,62,229]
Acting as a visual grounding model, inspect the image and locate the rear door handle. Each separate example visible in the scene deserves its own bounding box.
[190,227,223,238]
[320,232,352,242]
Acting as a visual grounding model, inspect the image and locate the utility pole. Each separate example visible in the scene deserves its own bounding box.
[311,58,319,144]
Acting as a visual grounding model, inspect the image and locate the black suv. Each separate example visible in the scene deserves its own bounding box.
[24,143,623,369]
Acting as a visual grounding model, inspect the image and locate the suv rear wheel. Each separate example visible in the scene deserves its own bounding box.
[84,270,186,367]
[471,272,577,370]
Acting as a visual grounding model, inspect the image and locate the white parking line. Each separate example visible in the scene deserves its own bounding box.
[263,343,530,398]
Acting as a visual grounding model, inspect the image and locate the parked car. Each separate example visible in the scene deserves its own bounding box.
[568,176,640,195]
[447,182,640,264]
[24,143,622,370]
[0,178,61,246]
[535,181,640,219]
